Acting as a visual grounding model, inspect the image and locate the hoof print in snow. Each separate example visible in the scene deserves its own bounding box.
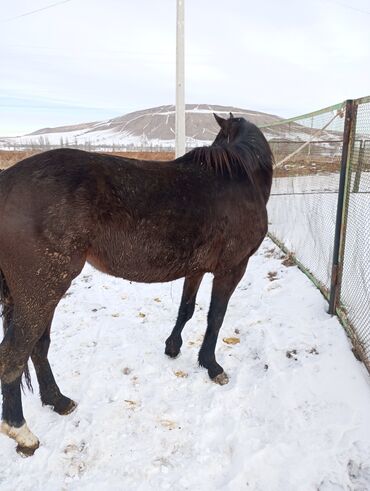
[264,364,269,371]
[267,271,278,281]
[264,247,276,258]
[307,347,319,355]
[286,349,298,360]
[347,459,370,484]
[131,376,139,386]
[122,367,132,375]
[64,442,87,479]
[212,372,229,385]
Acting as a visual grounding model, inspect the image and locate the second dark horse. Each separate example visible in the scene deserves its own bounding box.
[0,113,273,454]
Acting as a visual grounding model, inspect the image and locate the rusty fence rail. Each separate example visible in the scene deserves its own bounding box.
[260,96,370,372]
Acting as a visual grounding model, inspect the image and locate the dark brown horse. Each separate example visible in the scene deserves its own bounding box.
[0,114,273,455]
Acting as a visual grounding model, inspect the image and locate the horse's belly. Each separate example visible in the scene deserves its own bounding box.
[88,215,242,282]
[86,244,201,283]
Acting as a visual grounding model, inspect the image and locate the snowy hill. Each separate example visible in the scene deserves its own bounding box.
[0,104,284,150]
[0,104,344,152]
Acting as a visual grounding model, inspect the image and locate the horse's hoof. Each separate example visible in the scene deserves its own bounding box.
[53,397,78,416]
[16,442,39,457]
[1,421,40,456]
[165,339,181,358]
[165,347,181,359]
[212,372,229,385]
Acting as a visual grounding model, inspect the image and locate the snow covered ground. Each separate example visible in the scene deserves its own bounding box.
[268,171,370,356]
[268,173,341,290]
[1,238,370,490]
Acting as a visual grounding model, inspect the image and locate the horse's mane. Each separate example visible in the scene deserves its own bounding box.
[176,139,274,185]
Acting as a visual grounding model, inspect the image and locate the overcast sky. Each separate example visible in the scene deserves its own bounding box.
[1,0,369,136]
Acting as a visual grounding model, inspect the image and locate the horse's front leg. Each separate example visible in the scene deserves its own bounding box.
[198,262,248,385]
[165,273,204,358]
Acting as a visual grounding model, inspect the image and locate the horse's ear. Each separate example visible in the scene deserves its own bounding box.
[213,113,226,128]
[229,112,234,119]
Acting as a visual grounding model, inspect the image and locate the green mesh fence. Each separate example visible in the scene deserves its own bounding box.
[261,102,346,297]
[336,97,370,365]
[259,97,370,373]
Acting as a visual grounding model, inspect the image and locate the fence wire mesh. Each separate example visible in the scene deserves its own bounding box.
[262,103,346,297]
[337,97,370,364]
[260,97,370,373]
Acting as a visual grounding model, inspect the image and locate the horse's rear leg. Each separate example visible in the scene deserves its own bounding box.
[1,266,84,454]
[31,319,77,415]
[0,306,48,456]
[198,263,248,385]
[0,245,86,454]
[1,375,39,456]
[0,299,39,455]
[165,274,204,358]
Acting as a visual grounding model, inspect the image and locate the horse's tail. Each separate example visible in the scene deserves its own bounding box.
[0,268,32,390]
[0,268,11,379]
[0,268,12,324]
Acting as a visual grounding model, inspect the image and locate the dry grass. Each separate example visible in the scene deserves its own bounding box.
[0,150,175,170]
[110,151,174,161]
[0,150,41,169]
[274,155,341,177]
[282,253,296,267]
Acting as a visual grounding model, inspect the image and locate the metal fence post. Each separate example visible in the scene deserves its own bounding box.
[352,139,365,193]
[328,100,357,314]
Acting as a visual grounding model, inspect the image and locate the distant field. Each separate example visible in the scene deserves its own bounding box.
[0,150,175,169]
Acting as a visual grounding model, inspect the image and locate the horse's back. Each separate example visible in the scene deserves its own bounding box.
[0,147,269,282]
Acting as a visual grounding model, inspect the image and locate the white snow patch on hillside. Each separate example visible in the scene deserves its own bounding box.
[0,131,208,150]
[1,238,370,490]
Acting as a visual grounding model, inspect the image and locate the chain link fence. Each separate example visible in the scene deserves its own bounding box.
[260,97,370,372]
[335,97,370,364]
